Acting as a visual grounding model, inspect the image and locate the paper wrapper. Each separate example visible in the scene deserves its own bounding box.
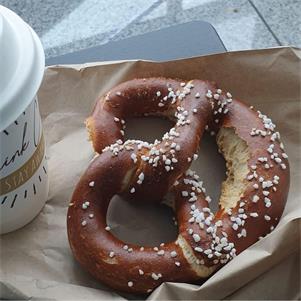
[1,47,300,300]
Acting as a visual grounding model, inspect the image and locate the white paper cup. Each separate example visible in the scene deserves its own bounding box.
[0,6,48,234]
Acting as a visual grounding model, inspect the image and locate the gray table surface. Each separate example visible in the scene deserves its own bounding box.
[45,21,226,65]
[1,0,300,59]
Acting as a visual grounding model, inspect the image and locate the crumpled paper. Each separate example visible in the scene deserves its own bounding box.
[1,47,300,300]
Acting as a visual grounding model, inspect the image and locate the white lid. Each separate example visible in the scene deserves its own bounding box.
[0,5,45,131]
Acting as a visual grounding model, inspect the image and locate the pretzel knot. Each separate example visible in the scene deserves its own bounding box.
[67,78,289,294]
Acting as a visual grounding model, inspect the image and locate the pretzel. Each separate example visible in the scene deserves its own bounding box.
[67,78,289,294]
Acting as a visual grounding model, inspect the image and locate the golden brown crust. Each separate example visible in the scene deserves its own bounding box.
[175,99,289,268]
[67,151,201,294]
[86,78,216,202]
[67,78,289,294]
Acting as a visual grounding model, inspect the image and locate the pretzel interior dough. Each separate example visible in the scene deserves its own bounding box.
[217,127,250,209]
[67,78,290,294]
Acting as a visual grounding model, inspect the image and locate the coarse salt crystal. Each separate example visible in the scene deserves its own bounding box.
[193,234,201,242]
[250,212,259,217]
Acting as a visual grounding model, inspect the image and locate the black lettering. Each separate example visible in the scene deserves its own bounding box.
[0,122,29,172]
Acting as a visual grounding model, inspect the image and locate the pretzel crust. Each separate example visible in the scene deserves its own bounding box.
[85,78,215,202]
[67,78,289,294]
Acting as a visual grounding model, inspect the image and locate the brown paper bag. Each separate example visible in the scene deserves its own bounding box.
[1,47,300,300]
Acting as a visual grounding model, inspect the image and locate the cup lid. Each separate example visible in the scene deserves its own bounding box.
[0,5,45,131]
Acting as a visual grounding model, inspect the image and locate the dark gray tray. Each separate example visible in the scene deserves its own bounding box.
[46,21,226,65]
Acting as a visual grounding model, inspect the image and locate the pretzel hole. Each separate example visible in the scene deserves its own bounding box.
[107,194,178,246]
[124,117,173,143]
[191,132,226,213]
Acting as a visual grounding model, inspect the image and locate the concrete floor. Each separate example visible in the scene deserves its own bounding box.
[0,0,300,58]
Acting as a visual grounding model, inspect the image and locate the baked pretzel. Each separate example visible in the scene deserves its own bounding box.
[67,78,289,294]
